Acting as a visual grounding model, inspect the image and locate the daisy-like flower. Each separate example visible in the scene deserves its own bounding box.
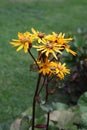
[56,33,76,56]
[10,32,33,53]
[38,58,55,76]
[45,32,72,44]
[31,28,45,43]
[46,32,76,56]
[33,39,63,59]
[54,62,70,79]
[42,32,76,57]
[56,32,72,44]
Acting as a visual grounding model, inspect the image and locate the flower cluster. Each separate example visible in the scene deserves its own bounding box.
[10,28,76,79]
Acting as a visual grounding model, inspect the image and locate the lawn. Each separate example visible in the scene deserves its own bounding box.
[0,0,87,124]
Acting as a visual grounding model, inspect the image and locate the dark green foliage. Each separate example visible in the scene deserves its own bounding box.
[20,116,30,130]
[78,92,87,129]
[63,28,87,66]
[0,0,87,130]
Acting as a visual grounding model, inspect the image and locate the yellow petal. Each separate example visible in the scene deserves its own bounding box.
[10,42,21,46]
[24,32,30,37]
[12,39,19,42]
[18,32,23,39]
[31,28,37,34]
[24,42,28,53]
[66,48,77,56]
[52,51,58,59]
[38,39,42,43]
[16,45,23,52]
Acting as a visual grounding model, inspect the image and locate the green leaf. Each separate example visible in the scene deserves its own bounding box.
[78,92,87,128]
[49,110,79,129]
[40,103,53,113]
[20,116,31,130]
[52,102,68,110]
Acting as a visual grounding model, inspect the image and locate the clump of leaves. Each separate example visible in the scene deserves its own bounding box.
[64,28,87,65]
[63,58,87,105]
[61,28,87,105]
[40,102,80,130]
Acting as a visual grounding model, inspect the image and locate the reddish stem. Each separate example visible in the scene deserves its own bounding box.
[46,112,50,130]
[32,74,41,130]
[28,49,40,70]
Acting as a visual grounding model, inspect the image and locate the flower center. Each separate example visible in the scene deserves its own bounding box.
[21,38,32,44]
[57,65,63,70]
[46,42,53,49]
[38,33,45,39]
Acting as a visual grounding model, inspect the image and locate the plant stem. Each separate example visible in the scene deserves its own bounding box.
[45,76,51,101]
[28,49,39,69]
[46,112,50,130]
[32,74,41,130]
[38,76,46,95]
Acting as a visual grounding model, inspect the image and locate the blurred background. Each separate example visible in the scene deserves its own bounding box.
[0,0,87,129]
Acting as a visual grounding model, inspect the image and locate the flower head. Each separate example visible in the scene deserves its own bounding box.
[10,32,33,53]
[38,58,55,76]
[56,33,76,55]
[37,57,70,79]
[33,39,63,59]
[33,32,76,60]
[31,28,45,43]
[56,63,70,79]
[53,62,70,79]
[46,32,76,56]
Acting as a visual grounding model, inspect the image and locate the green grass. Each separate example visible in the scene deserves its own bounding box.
[0,0,87,123]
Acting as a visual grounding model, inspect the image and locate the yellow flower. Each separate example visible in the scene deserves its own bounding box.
[44,32,76,56]
[47,32,76,56]
[56,32,72,45]
[38,58,55,76]
[45,32,72,44]
[54,62,70,79]
[38,58,70,78]
[56,33,76,55]
[31,28,45,43]
[10,32,33,53]
[33,39,63,59]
